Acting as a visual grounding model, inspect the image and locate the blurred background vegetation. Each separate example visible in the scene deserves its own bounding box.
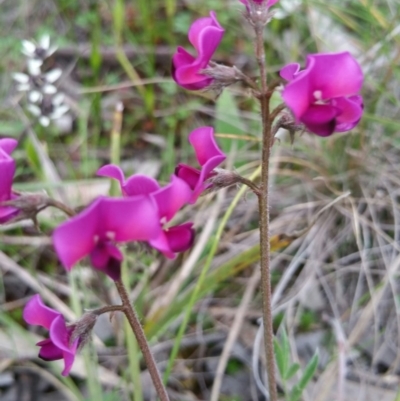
[1,0,400,400]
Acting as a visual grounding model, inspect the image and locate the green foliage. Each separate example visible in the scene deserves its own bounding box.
[289,352,319,401]
[274,328,319,401]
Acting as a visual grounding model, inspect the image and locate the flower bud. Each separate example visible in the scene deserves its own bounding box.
[70,312,98,350]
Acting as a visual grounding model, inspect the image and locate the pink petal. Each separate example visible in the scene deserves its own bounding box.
[49,315,75,353]
[281,66,313,121]
[149,231,176,259]
[189,126,226,167]
[152,175,191,221]
[175,164,201,190]
[306,52,363,99]
[37,338,63,361]
[23,294,60,330]
[334,95,363,126]
[123,174,160,196]
[188,11,224,63]
[100,196,161,242]
[301,104,339,136]
[280,63,301,81]
[53,198,102,269]
[0,142,16,202]
[49,316,78,376]
[0,204,19,224]
[165,223,195,253]
[172,47,213,90]
[61,350,76,376]
[97,164,125,187]
[0,138,18,156]
[90,242,123,280]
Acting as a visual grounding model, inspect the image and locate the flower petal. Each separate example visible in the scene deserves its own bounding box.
[165,223,195,253]
[50,316,77,354]
[37,338,63,361]
[301,104,339,136]
[53,198,102,269]
[123,175,160,196]
[172,47,213,90]
[279,63,300,81]
[335,95,364,132]
[152,175,191,221]
[306,52,363,99]
[189,126,226,167]
[97,164,125,188]
[175,164,201,191]
[149,231,175,259]
[188,11,224,63]
[100,196,161,242]
[23,294,60,330]
[281,65,313,121]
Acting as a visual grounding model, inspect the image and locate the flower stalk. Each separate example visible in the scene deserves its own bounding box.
[254,23,278,401]
[114,280,170,401]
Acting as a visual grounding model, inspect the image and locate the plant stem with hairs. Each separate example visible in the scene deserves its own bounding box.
[114,280,170,401]
[254,22,278,401]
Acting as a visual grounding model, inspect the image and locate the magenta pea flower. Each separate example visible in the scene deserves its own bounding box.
[97,167,195,258]
[280,52,364,137]
[172,11,224,90]
[0,138,19,223]
[53,196,161,280]
[175,126,226,203]
[23,294,79,376]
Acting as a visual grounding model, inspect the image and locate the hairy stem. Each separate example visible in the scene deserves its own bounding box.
[91,304,124,316]
[46,198,76,217]
[235,175,261,195]
[255,23,278,401]
[115,280,170,401]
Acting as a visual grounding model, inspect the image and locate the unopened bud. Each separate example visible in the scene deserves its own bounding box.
[0,192,48,222]
[70,312,98,350]
[205,169,242,191]
[201,64,249,92]
[273,111,305,144]
[243,0,277,27]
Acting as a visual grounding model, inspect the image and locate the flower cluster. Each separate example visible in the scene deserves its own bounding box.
[0,138,19,223]
[20,4,366,380]
[13,36,69,127]
[52,126,225,281]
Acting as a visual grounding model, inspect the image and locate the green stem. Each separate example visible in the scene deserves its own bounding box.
[110,102,123,197]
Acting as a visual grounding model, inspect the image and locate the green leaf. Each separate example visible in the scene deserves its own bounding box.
[274,338,285,379]
[285,363,300,380]
[289,351,319,401]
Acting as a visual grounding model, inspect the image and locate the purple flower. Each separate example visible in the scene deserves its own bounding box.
[175,126,226,203]
[172,11,224,90]
[53,196,162,280]
[97,167,195,258]
[23,294,78,376]
[280,52,364,137]
[0,138,19,223]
